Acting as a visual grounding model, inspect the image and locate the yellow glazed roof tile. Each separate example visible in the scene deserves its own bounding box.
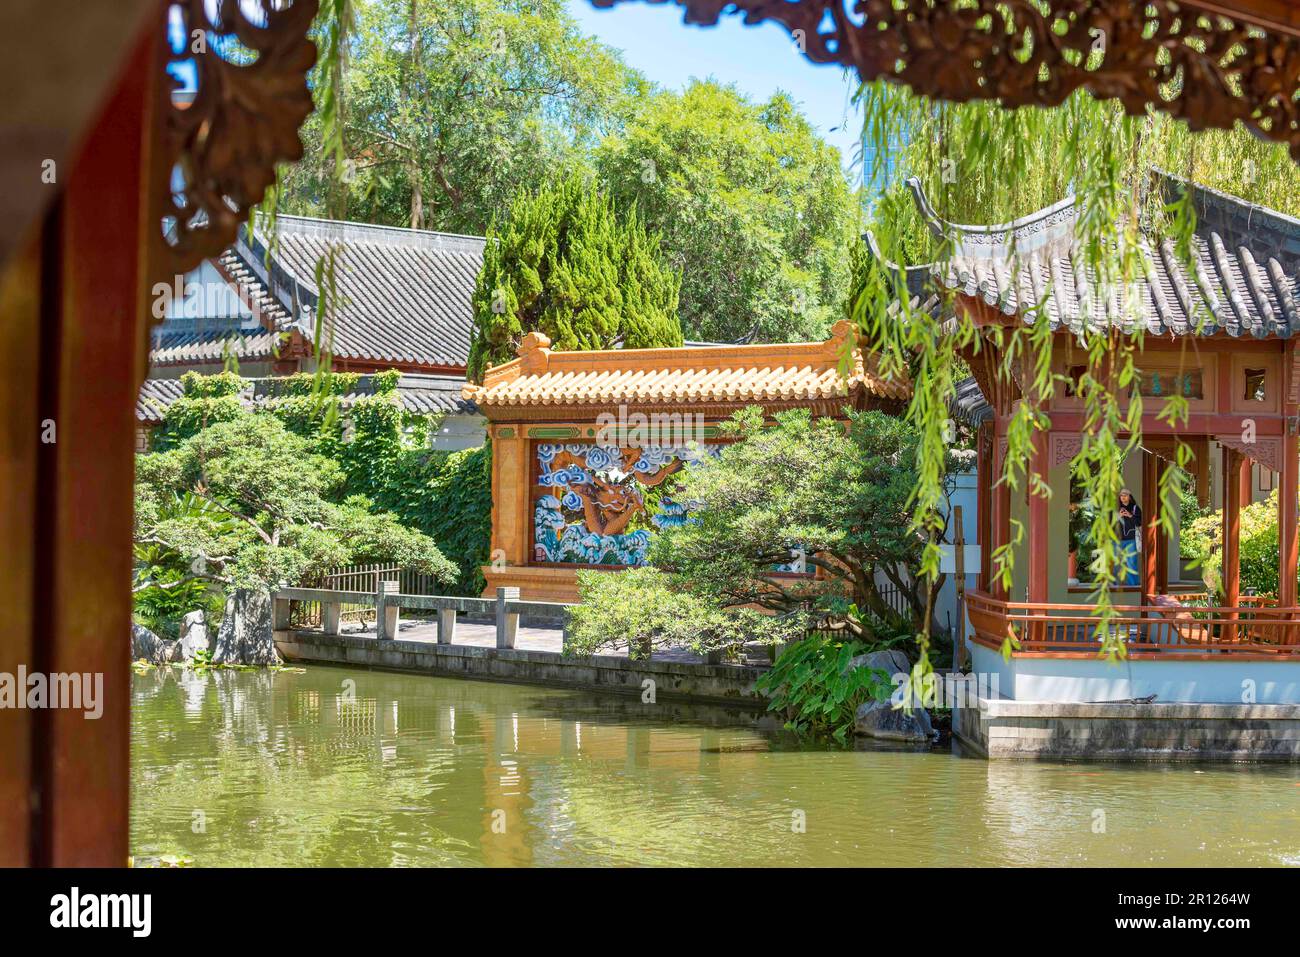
[463,320,911,412]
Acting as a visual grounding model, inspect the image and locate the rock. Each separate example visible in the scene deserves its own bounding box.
[179,610,210,661]
[131,623,181,664]
[844,648,912,680]
[212,588,280,665]
[854,698,935,743]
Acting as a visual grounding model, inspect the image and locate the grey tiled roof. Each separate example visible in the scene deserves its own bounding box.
[137,373,478,424]
[951,376,992,428]
[136,378,185,423]
[245,216,483,367]
[149,328,283,365]
[868,172,1300,339]
[149,215,484,370]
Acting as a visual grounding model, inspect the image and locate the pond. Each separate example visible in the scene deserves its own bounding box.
[131,666,1300,867]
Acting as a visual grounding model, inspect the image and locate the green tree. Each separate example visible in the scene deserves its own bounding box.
[1181,491,1293,601]
[596,80,858,344]
[467,175,682,381]
[854,83,1300,662]
[282,0,645,233]
[644,406,952,639]
[134,413,456,664]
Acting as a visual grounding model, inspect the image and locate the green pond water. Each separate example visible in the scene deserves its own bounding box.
[130,666,1300,867]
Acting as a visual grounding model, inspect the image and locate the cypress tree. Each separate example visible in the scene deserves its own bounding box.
[468,176,682,382]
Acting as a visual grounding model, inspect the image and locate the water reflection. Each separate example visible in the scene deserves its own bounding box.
[131,667,1300,867]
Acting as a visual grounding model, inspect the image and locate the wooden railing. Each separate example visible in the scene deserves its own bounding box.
[966,589,1300,658]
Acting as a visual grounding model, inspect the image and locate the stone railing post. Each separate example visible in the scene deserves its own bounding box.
[271,593,292,632]
[496,587,519,649]
[321,600,341,635]
[377,580,400,642]
[561,609,571,654]
[437,605,457,645]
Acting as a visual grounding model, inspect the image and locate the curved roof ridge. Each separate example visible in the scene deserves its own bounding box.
[904,176,1078,260]
[1154,167,1300,242]
[257,211,487,253]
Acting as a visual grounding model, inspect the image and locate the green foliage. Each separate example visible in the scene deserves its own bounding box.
[134,412,456,593]
[646,405,949,638]
[1182,491,1291,600]
[357,442,495,595]
[597,80,857,344]
[467,174,682,380]
[150,371,249,451]
[756,635,891,743]
[418,446,494,595]
[282,0,645,232]
[854,82,1300,663]
[566,567,807,660]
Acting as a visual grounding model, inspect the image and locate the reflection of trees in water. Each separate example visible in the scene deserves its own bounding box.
[133,669,485,865]
[131,667,790,866]
[978,759,1298,867]
[135,669,1298,866]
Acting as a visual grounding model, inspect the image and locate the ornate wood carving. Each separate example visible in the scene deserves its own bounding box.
[1050,433,1082,468]
[154,0,318,281]
[1217,433,1283,472]
[598,1,1300,163]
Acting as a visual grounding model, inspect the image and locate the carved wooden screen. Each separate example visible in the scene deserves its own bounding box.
[595,1,1300,164]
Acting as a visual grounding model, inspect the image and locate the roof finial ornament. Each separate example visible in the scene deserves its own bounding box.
[517,331,551,356]
[517,330,552,373]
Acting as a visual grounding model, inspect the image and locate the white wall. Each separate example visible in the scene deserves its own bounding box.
[431,413,486,451]
[970,642,1300,704]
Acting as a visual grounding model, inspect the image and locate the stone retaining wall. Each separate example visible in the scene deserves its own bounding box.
[954,697,1300,761]
[275,629,768,708]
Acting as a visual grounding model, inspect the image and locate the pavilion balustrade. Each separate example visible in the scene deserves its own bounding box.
[967,589,1300,658]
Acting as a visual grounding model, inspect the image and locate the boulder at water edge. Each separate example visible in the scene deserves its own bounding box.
[131,623,182,664]
[844,648,912,678]
[853,698,935,743]
[845,648,935,744]
[213,588,280,665]
[179,609,210,661]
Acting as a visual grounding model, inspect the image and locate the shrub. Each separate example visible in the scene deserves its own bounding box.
[565,567,806,659]
[756,635,892,743]
[1181,490,1291,598]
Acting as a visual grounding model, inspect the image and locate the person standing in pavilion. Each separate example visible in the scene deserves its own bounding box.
[1116,488,1143,587]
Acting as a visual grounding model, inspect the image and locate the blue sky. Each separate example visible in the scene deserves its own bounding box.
[565,1,871,184]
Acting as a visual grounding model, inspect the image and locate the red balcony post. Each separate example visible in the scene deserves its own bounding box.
[1141,451,1161,605]
[1223,446,1247,642]
[1280,342,1299,641]
[1027,429,1050,643]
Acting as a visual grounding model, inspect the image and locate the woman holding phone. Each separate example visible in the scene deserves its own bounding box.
[1116,488,1142,586]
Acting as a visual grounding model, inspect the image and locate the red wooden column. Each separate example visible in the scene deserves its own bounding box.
[1280,344,1299,629]
[0,29,157,868]
[1222,446,1247,641]
[1140,451,1162,603]
[1026,429,1050,641]
[991,428,1012,601]
[976,422,992,592]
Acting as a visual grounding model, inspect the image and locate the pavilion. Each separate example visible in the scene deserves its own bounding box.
[463,322,908,601]
[872,173,1300,707]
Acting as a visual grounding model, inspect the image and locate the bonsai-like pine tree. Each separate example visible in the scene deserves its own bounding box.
[134,412,457,664]
[467,175,683,381]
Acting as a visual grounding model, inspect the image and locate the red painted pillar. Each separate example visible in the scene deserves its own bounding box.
[1141,451,1161,603]
[1279,346,1299,627]
[1222,446,1246,642]
[976,423,992,593]
[991,428,1011,601]
[1026,429,1050,642]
